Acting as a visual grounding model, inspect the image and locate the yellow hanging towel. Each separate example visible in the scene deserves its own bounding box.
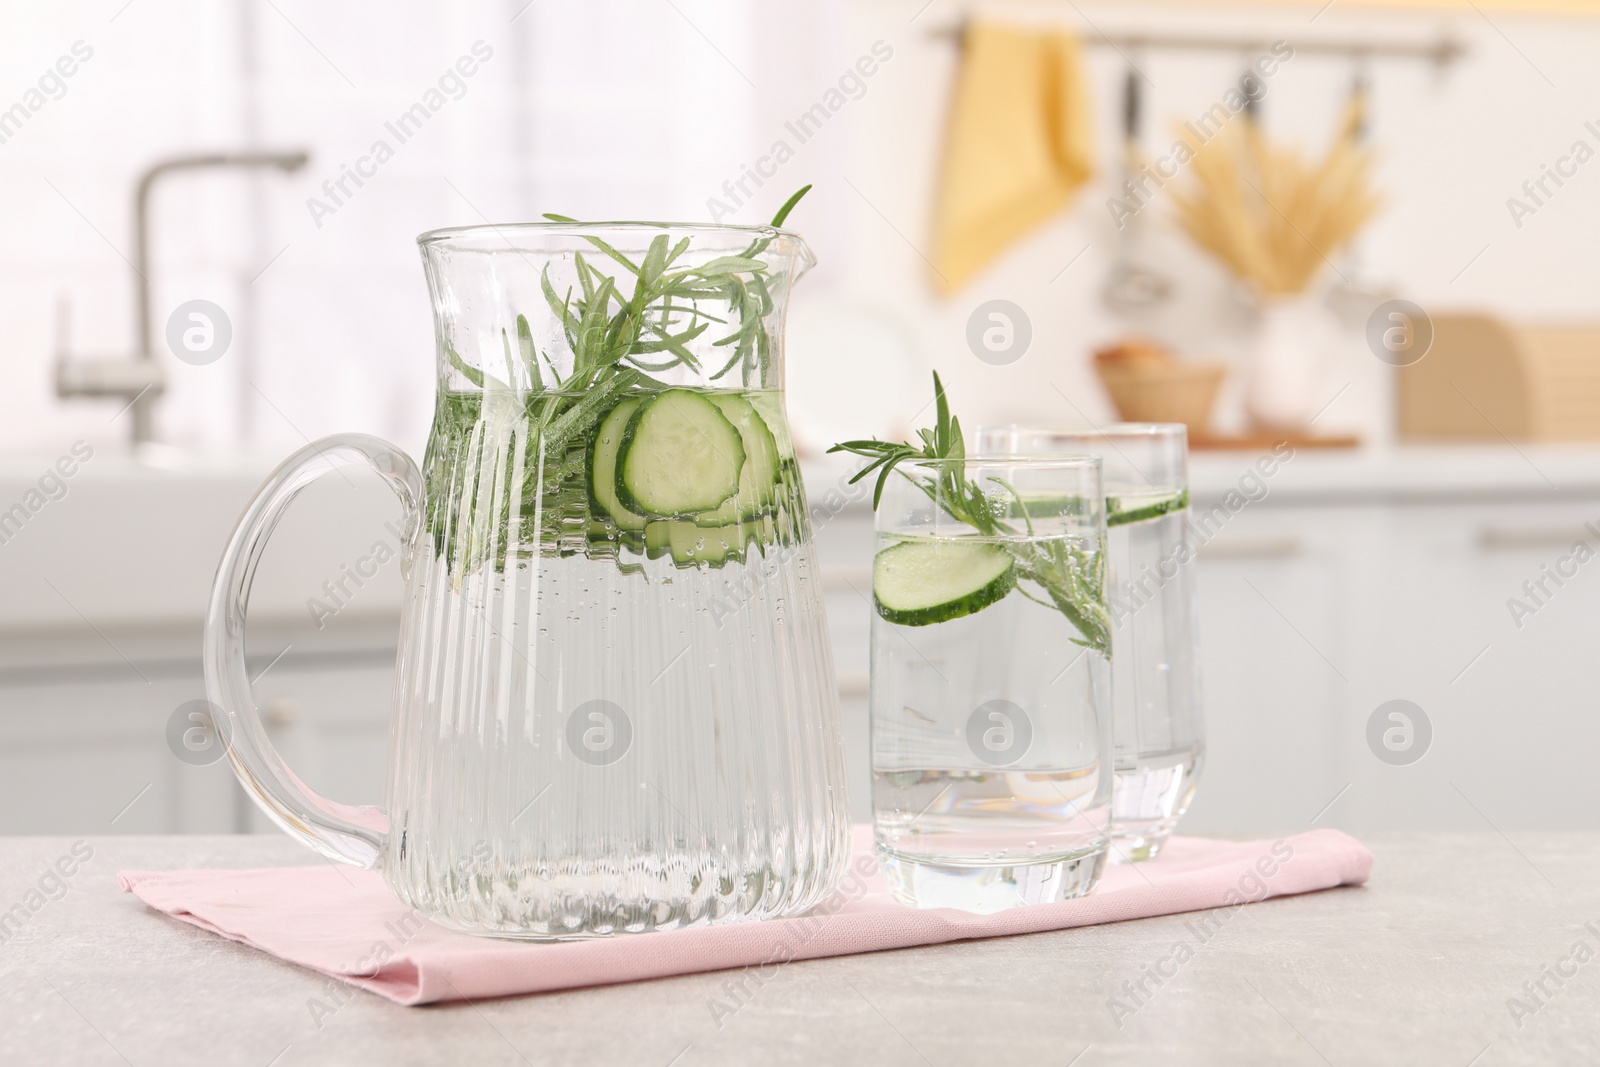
[931,23,1096,292]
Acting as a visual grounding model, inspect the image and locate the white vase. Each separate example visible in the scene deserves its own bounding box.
[1245,295,1330,430]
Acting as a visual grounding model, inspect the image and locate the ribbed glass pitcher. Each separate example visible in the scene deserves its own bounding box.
[204,221,850,939]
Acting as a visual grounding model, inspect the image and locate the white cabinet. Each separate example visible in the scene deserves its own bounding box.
[0,664,220,835]
[1343,499,1600,833]
[237,653,396,831]
[0,627,395,837]
[1182,488,1600,836]
[1183,504,1354,836]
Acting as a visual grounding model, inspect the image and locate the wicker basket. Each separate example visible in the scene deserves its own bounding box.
[1095,360,1226,431]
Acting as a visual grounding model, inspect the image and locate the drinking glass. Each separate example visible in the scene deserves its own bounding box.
[869,455,1112,912]
[205,222,850,938]
[978,424,1202,861]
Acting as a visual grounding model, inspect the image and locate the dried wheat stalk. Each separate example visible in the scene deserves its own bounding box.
[1170,107,1381,296]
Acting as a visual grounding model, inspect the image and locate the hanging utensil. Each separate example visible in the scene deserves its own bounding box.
[1240,62,1265,120]
[1326,55,1393,324]
[1103,65,1173,314]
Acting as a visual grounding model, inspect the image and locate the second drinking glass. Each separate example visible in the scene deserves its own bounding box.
[869,455,1112,912]
[978,424,1203,862]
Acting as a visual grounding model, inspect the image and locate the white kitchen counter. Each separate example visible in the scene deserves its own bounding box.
[1,833,1594,1064]
[1187,444,1600,503]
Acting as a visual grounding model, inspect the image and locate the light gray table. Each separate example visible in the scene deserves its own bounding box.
[0,834,1594,1065]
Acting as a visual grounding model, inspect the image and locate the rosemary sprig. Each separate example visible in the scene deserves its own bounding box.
[828,373,1111,656]
[536,183,812,391]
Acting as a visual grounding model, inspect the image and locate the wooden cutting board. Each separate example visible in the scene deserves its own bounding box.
[1189,432,1360,451]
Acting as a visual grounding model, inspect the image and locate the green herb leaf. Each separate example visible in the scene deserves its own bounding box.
[770,184,812,228]
[515,313,547,394]
[695,255,769,277]
[445,343,485,388]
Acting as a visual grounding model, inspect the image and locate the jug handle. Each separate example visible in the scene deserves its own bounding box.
[203,434,421,869]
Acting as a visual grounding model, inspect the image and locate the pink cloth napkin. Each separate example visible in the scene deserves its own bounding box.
[119,826,1371,1006]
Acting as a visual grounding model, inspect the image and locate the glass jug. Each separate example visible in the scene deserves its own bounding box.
[204,222,851,938]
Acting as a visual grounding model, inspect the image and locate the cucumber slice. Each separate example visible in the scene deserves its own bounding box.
[588,397,648,532]
[672,521,736,566]
[747,391,796,461]
[873,540,1016,626]
[585,520,645,560]
[1107,489,1189,527]
[692,394,782,528]
[643,520,747,567]
[617,389,746,517]
[643,520,673,560]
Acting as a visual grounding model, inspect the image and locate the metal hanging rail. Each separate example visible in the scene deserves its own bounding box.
[925,24,1468,67]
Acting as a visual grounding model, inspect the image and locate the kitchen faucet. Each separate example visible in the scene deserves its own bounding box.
[55,151,309,447]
